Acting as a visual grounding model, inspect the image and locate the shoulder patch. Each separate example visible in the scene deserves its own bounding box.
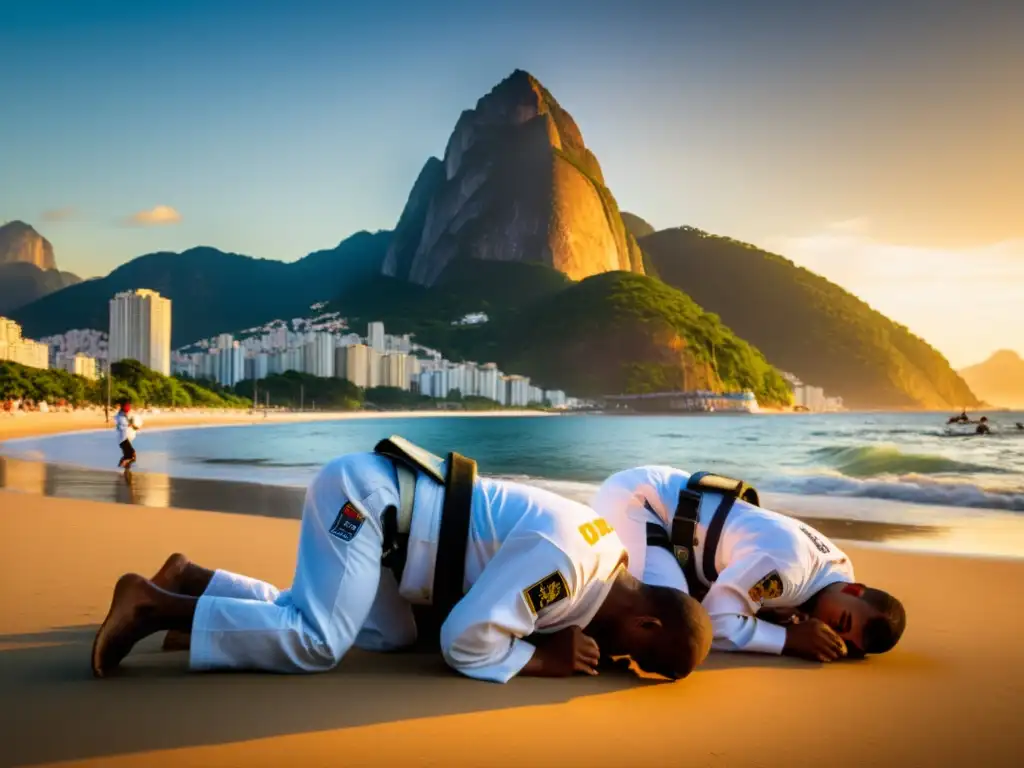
[329,502,365,542]
[748,570,784,604]
[799,526,831,554]
[523,571,569,615]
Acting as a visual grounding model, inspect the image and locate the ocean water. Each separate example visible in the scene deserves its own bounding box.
[4,411,1023,518]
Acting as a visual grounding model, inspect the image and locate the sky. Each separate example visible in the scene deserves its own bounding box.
[1,0,1021,368]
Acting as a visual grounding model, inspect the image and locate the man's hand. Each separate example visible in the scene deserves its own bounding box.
[521,626,601,677]
[783,618,847,662]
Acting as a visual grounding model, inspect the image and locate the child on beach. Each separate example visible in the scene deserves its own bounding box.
[114,400,142,470]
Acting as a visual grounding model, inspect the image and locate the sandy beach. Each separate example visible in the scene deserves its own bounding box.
[0,406,555,442]
[1,418,1022,767]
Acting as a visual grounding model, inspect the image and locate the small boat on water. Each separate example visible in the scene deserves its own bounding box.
[944,423,987,436]
[943,415,994,436]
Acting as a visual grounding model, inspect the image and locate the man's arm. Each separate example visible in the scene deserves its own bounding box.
[439,535,584,683]
[703,555,845,661]
[702,555,790,655]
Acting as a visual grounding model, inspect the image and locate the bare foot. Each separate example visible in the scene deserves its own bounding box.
[162,629,191,651]
[151,553,190,592]
[91,574,160,678]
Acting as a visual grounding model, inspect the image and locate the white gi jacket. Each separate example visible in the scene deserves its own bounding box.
[189,453,628,682]
[591,465,854,655]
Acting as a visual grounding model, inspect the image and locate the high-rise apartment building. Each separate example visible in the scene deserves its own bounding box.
[382,352,412,390]
[366,347,382,388]
[367,322,385,353]
[0,316,50,370]
[108,289,172,375]
[341,344,370,388]
[303,332,335,378]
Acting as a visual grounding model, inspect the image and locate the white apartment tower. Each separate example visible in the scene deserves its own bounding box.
[303,332,336,378]
[367,322,386,353]
[108,289,172,375]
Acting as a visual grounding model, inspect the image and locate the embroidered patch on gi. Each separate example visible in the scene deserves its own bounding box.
[800,526,831,554]
[329,502,365,542]
[523,571,569,615]
[748,570,784,604]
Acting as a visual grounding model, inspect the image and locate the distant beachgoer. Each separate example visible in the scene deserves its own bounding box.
[90,436,712,682]
[114,400,142,470]
[591,465,907,662]
[976,417,991,435]
[1016,422,1023,431]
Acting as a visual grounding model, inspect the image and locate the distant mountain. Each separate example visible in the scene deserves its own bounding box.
[621,212,656,240]
[382,69,643,286]
[960,350,1024,408]
[0,262,82,315]
[333,264,791,405]
[639,226,979,410]
[11,231,391,347]
[0,221,56,270]
[0,221,81,313]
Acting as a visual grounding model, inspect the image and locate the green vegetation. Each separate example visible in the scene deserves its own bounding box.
[332,260,573,353]
[229,376,538,412]
[639,227,980,409]
[332,264,793,405]
[11,231,392,347]
[232,371,363,410]
[485,272,793,403]
[0,358,250,408]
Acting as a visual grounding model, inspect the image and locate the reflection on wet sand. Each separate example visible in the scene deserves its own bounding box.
[0,455,942,545]
[0,456,304,520]
[5,456,1024,556]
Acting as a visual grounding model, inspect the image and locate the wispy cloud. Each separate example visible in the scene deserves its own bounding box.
[124,205,182,226]
[766,226,1024,368]
[41,206,79,222]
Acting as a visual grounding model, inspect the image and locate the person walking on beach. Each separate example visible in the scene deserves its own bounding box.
[91,436,713,683]
[591,465,907,663]
[114,400,142,470]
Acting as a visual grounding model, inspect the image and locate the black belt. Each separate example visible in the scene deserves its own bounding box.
[379,453,476,624]
[646,488,742,600]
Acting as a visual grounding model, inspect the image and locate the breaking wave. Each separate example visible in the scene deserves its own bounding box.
[491,467,1024,514]
[809,444,1004,477]
[762,474,1024,512]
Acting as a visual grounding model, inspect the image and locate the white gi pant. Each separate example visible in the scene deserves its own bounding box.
[189,453,418,672]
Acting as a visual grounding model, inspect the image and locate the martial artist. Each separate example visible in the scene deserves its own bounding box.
[92,440,713,683]
[590,465,906,663]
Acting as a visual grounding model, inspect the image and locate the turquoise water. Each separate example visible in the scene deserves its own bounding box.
[4,411,1023,517]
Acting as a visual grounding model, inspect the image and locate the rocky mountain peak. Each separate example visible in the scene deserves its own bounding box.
[0,220,56,271]
[382,71,642,286]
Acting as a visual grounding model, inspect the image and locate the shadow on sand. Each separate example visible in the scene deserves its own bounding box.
[0,622,842,766]
[0,624,657,766]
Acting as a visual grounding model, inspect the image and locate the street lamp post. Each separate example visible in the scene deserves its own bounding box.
[105,358,112,422]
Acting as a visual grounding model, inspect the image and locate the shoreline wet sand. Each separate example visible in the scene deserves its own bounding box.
[3,453,1023,559]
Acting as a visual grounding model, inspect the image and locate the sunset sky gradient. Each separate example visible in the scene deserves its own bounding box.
[1,1,1020,367]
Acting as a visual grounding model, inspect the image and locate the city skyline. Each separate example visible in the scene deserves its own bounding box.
[2,2,1021,368]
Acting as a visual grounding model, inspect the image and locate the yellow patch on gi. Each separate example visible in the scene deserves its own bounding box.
[523,571,569,615]
[578,517,614,546]
[748,570,784,604]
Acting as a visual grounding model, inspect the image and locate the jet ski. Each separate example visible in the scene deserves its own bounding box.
[944,418,993,436]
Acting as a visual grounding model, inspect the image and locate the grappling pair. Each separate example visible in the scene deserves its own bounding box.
[91,437,906,683]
